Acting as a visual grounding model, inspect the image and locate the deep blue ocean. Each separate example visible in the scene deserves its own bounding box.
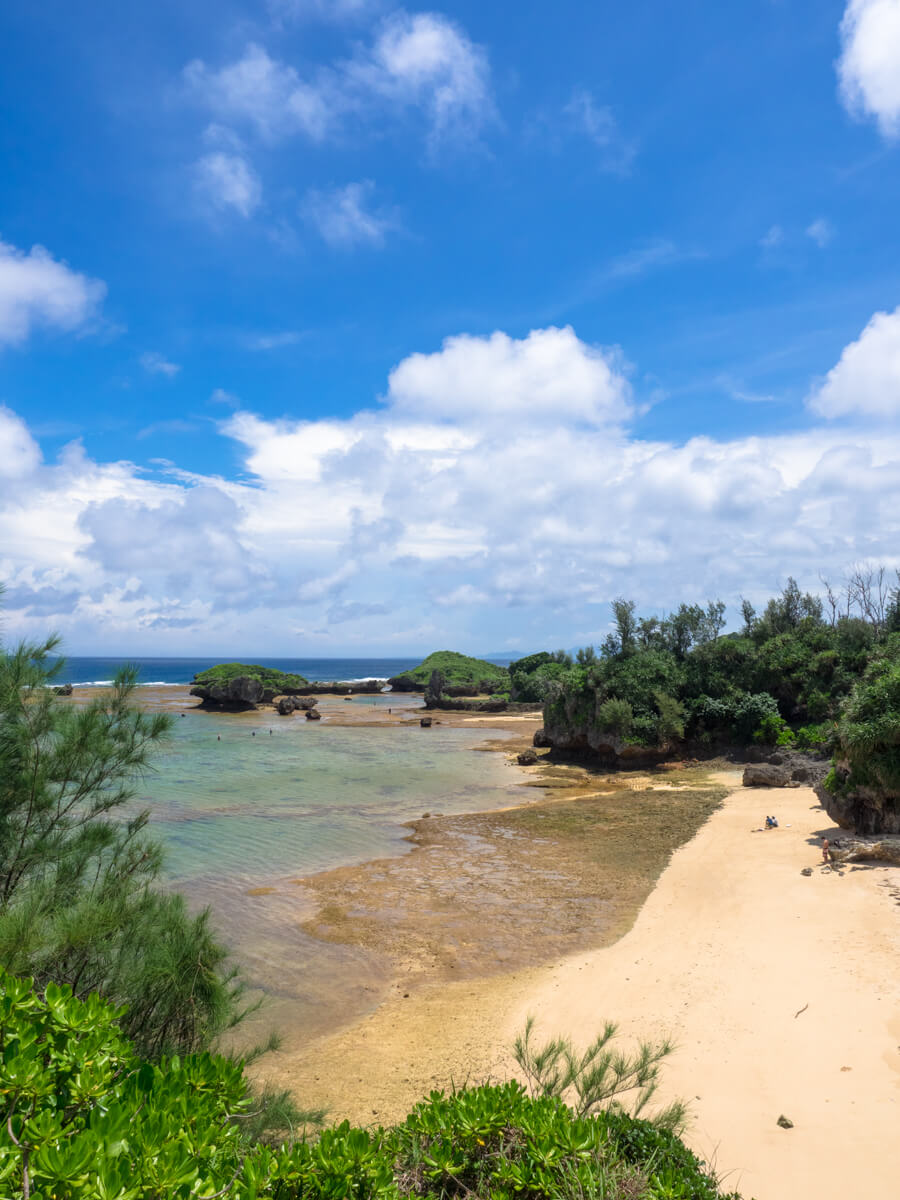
[52,655,510,685]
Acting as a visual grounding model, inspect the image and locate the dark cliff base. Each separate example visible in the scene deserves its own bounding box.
[290,680,386,696]
[423,696,540,713]
[536,730,830,780]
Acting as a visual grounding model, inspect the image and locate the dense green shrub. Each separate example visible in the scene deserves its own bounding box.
[830,634,900,796]
[596,697,633,737]
[794,722,834,751]
[0,972,745,1199]
[542,577,900,760]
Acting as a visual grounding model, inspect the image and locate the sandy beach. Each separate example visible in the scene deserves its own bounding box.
[259,772,900,1200]
[503,775,900,1199]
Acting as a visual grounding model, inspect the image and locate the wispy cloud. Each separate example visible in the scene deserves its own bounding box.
[303,181,400,248]
[184,13,494,153]
[137,418,198,439]
[194,151,262,218]
[601,239,691,282]
[243,331,306,350]
[209,388,240,407]
[759,224,784,250]
[806,217,835,248]
[563,88,636,174]
[140,351,181,377]
[527,87,635,175]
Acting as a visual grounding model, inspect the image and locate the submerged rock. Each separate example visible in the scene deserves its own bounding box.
[305,708,322,720]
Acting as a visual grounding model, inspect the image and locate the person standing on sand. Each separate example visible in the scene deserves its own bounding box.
[822,837,830,865]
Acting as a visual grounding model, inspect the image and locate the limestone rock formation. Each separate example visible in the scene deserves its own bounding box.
[742,763,792,788]
[190,676,274,711]
[828,836,900,866]
[305,707,322,720]
[517,749,538,765]
[816,769,900,835]
[275,695,317,715]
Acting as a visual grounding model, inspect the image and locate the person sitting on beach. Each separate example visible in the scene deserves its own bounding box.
[765,815,777,829]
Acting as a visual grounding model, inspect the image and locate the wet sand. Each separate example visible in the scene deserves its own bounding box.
[250,767,729,1119]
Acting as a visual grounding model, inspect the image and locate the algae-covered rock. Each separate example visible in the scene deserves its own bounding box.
[191,663,309,710]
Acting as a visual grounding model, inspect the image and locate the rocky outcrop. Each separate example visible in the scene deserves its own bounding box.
[52,683,73,696]
[517,749,538,766]
[743,763,792,788]
[289,680,386,696]
[420,716,433,727]
[387,674,422,692]
[275,695,319,715]
[305,707,322,720]
[533,728,552,748]
[539,696,671,767]
[828,836,900,866]
[816,765,900,835]
[190,676,275,711]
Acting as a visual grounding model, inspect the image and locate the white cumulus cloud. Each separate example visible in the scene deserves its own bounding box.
[838,0,900,137]
[6,322,900,652]
[0,405,42,479]
[808,306,900,418]
[0,239,106,348]
[385,326,633,427]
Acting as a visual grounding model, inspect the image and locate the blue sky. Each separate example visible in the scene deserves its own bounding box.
[2,0,900,654]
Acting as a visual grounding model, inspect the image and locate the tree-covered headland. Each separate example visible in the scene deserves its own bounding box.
[389,651,510,694]
[526,570,900,834]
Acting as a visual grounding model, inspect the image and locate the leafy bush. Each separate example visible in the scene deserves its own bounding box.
[830,635,900,799]
[596,697,633,737]
[794,723,833,751]
[752,713,794,746]
[0,972,745,1200]
[653,691,685,746]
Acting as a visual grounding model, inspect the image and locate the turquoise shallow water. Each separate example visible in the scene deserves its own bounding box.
[140,700,525,890]
[132,695,532,1034]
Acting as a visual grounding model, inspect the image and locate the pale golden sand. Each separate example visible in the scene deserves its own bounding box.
[507,774,900,1198]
